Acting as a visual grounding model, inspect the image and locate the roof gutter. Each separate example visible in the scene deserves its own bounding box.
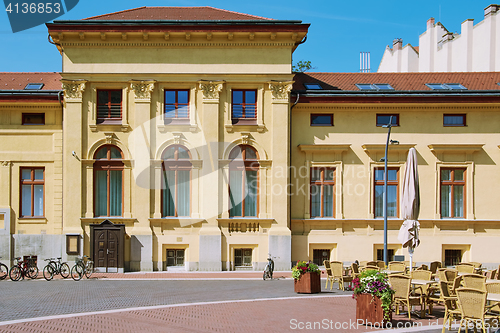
[0,90,62,97]
[51,19,305,25]
[293,90,500,98]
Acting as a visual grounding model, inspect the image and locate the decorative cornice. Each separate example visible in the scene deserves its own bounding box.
[199,81,224,100]
[129,80,155,100]
[428,144,484,153]
[298,144,351,153]
[61,80,86,100]
[59,42,296,48]
[362,144,416,153]
[268,81,293,100]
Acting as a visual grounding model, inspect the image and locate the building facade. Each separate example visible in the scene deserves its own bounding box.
[378,4,500,73]
[1,7,500,272]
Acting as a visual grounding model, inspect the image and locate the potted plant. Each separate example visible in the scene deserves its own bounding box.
[292,261,321,293]
[352,269,394,326]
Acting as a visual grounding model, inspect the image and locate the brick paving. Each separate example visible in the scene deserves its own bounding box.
[0,271,470,332]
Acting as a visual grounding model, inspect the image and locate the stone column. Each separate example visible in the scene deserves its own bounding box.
[129,80,156,271]
[198,81,224,271]
[61,80,86,260]
[268,81,293,271]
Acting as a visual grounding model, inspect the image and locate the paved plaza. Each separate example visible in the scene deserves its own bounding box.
[0,272,473,332]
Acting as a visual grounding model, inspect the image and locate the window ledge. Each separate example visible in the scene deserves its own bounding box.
[18,217,47,224]
[225,124,265,133]
[90,124,129,132]
[158,124,197,133]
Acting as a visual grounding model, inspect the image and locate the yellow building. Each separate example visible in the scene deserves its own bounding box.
[1,7,500,272]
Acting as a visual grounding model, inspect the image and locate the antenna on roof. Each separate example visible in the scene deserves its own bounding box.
[360,52,371,73]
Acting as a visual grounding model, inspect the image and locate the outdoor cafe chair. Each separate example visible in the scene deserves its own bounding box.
[323,260,335,290]
[358,261,368,267]
[376,260,386,269]
[486,282,500,315]
[455,287,499,333]
[429,261,442,274]
[411,270,433,313]
[330,261,352,291]
[438,269,457,288]
[469,262,482,269]
[456,263,475,274]
[485,269,497,280]
[361,265,380,272]
[450,276,463,296]
[350,262,360,280]
[388,261,406,273]
[366,261,378,267]
[462,274,487,291]
[388,274,424,320]
[439,281,460,333]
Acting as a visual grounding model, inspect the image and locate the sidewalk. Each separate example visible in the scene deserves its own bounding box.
[0,271,451,332]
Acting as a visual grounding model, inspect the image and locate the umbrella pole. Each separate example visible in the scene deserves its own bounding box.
[409,246,414,272]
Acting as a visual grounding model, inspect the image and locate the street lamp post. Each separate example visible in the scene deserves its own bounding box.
[382,116,397,266]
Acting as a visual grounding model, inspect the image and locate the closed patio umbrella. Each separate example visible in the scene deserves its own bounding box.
[398,147,420,272]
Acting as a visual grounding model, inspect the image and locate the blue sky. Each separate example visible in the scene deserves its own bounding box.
[0,0,496,73]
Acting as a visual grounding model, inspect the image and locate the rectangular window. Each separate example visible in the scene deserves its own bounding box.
[229,169,258,217]
[97,90,122,124]
[376,114,399,127]
[310,168,335,218]
[162,169,190,217]
[22,113,45,125]
[444,249,462,266]
[164,90,189,124]
[443,114,466,127]
[441,168,465,218]
[20,168,44,217]
[95,170,123,217]
[234,248,252,267]
[166,249,185,266]
[232,90,257,124]
[374,168,399,218]
[376,249,395,262]
[310,114,333,126]
[313,249,331,266]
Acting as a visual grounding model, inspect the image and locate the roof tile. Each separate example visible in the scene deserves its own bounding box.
[0,72,61,91]
[83,7,273,21]
[293,72,500,91]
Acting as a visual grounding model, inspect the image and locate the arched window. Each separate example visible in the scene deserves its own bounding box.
[162,145,191,217]
[228,145,259,217]
[94,145,123,217]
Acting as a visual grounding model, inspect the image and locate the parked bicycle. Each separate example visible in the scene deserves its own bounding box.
[10,256,38,281]
[71,255,94,281]
[43,257,70,281]
[0,257,9,280]
[263,254,276,280]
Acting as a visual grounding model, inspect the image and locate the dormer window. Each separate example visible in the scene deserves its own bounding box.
[304,83,323,90]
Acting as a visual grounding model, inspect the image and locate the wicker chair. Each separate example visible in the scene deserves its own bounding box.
[450,276,463,296]
[388,261,406,273]
[439,281,460,333]
[366,261,378,267]
[485,269,497,280]
[323,260,335,290]
[456,263,475,274]
[429,261,442,274]
[486,282,500,315]
[330,261,352,291]
[376,260,386,269]
[361,265,380,272]
[388,274,424,320]
[350,262,360,280]
[469,262,482,269]
[462,273,487,291]
[456,287,499,333]
[411,270,433,313]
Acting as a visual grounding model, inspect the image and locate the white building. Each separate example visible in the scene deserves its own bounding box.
[378,4,500,73]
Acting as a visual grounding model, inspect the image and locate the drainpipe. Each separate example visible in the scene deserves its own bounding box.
[289,93,300,264]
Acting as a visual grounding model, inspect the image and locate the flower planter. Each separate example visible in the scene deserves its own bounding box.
[294,272,321,293]
[356,294,391,327]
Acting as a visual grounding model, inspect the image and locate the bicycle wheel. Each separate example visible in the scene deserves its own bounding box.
[85,261,93,279]
[71,264,83,281]
[28,265,39,279]
[43,265,55,281]
[263,271,268,280]
[60,263,70,278]
[0,263,8,280]
[9,266,21,281]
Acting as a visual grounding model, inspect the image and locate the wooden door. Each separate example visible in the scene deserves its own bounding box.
[94,229,119,272]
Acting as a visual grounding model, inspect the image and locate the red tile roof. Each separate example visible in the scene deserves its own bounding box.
[0,72,61,90]
[293,72,500,91]
[83,7,273,21]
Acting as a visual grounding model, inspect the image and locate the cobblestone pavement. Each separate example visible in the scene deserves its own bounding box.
[0,272,467,332]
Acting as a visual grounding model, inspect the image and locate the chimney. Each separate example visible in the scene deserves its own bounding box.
[484,4,500,17]
[393,38,403,51]
[427,17,435,29]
